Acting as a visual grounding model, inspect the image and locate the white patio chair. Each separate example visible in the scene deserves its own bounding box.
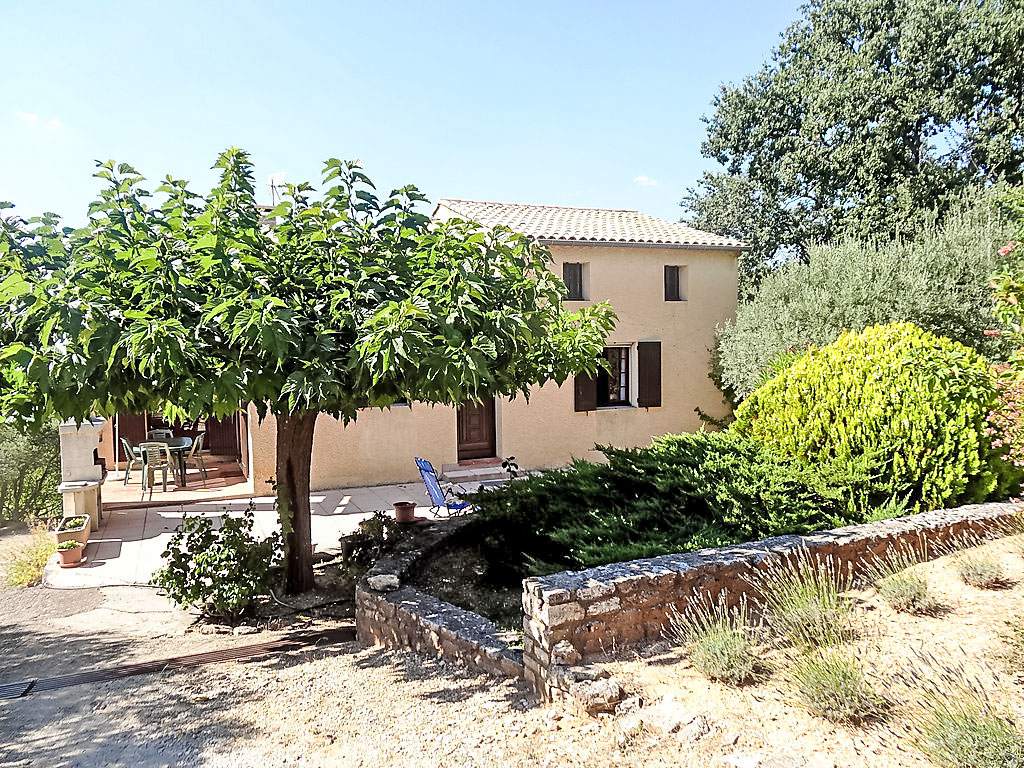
[139,441,174,499]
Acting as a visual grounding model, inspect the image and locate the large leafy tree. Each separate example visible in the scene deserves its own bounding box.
[683,0,1024,288]
[0,150,615,592]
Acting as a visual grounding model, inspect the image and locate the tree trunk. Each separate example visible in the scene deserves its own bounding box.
[275,409,318,594]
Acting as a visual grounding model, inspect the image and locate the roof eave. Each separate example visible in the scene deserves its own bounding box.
[538,238,750,252]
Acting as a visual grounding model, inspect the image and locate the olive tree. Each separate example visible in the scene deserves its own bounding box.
[0,149,616,592]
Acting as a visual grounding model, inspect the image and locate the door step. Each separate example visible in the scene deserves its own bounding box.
[442,461,507,484]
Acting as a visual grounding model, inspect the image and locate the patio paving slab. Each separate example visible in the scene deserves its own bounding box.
[43,483,442,589]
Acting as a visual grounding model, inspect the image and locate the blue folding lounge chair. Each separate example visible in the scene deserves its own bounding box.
[415,457,472,516]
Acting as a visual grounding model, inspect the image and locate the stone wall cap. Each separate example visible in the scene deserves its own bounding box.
[528,501,1020,593]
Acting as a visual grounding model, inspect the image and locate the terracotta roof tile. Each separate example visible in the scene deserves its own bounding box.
[434,199,746,249]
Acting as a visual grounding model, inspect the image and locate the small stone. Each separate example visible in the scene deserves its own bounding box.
[551,640,582,665]
[233,625,258,636]
[639,639,671,658]
[615,695,643,716]
[586,597,621,616]
[198,624,231,635]
[577,580,615,601]
[367,574,400,591]
[554,664,610,684]
[679,715,710,743]
[568,677,624,716]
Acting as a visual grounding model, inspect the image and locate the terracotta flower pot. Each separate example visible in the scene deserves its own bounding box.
[57,545,84,568]
[393,501,417,523]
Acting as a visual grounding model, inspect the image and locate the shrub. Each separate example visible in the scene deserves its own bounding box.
[987,367,1024,481]
[918,704,1024,768]
[339,511,407,573]
[666,595,765,686]
[716,197,1017,400]
[468,431,868,580]
[790,649,887,724]
[864,545,942,615]
[733,322,1021,512]
[151,508,282,621]
[56,540,82,551]
[3,529,55,587]
[1002,620,1024,670]
[902,650,1024,767]
[877,575,940,615]
[746,549,855,649]
[955,553,1009,589]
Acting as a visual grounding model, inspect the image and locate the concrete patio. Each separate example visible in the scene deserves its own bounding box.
[44,482,462,588]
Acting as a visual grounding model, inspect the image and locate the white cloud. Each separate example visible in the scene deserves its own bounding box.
[633,175,659,187]
[45,119,60,130]
[16,111,39,123]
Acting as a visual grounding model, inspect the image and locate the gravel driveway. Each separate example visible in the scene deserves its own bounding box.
[0,574,720,768]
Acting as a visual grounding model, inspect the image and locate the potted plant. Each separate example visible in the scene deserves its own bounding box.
[55,515,90,546]
[393,501,417,523]
[56,540,85,568]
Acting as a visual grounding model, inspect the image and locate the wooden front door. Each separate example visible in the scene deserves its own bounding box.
[457,399,496,460]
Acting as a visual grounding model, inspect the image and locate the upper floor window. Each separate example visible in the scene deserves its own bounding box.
[664,265,688,301]
[563,262,587,301]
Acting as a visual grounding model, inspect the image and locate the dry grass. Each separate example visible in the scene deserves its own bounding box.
[899,652,1024,768]
[863,544,945,615]
[665,594,767,686]
[2,527,55,587]
[745,548,856,649]
[789,646,888,724]
[955,552,1011,589]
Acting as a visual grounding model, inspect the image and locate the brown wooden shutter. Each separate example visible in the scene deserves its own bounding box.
[563,263,584,300]
[574,372,597,412]
[637,341,662,407]
[664,265,680,301]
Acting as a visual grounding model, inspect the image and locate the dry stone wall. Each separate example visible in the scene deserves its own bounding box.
[355,517,524,679]
[521,501,1020,702]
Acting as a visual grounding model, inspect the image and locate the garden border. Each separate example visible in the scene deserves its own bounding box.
[355,501,1021,711]
[355,517,524,679]
[520,500,1021,703]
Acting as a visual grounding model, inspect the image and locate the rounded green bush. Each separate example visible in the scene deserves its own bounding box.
[733,322,1017,511]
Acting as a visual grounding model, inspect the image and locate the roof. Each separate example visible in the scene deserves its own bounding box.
[434,199,747,250]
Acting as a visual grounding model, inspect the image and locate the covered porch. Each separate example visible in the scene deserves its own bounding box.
[98,410,254,510]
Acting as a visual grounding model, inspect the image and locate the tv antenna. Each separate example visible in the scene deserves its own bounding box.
[267,171,286,205]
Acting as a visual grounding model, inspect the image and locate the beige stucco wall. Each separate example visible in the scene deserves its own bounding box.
[248,402,460,492]
[246,241,738,491]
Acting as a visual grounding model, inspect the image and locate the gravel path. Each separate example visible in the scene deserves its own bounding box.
[8,532,1022,767]
[0,575,690,768]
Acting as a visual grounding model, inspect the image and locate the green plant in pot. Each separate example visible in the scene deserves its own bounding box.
[56,539,84,568]
[55,515,90,547]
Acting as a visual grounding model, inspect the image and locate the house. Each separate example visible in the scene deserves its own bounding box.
[100,200,744,490]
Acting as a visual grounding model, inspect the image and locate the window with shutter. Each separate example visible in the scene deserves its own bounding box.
[664,265,679,301]
[596,347,630,407]
[574,371,597,412]
[665,265,687,301]
[563,262,586,301]
[637,341,662,407]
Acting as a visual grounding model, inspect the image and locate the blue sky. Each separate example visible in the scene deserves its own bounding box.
[1,1,800,225]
